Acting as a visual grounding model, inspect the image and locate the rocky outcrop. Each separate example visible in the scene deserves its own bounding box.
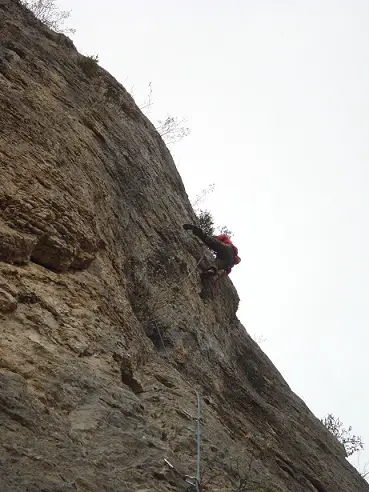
[1,1,368,491]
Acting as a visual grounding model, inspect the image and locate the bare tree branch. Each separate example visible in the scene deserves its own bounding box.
[156,116,190,145]
[321,414,364,456]
[21,0,75,34]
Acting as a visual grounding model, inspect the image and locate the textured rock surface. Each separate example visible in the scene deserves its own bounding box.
[1,1,368,491]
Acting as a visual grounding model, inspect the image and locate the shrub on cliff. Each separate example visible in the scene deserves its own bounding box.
[192,185,232,237]
[321,413,364,456]
[196,209,215,236]
[20,0,75,34]
[79,54,100,78]
[195,209,232,238]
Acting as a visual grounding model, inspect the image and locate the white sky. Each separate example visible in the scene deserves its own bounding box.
[58,0,369,473]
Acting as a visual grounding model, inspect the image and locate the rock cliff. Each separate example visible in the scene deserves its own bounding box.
[1,1,368,491]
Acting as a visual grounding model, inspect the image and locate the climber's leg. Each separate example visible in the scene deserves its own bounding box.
[203,257,230,277]
[183,224,229,255]
[183,224,235,275]
[215,257,230,271]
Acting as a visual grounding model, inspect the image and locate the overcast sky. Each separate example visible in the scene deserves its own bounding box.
[58,0,369,473]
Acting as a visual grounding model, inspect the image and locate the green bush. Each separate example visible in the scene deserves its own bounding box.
[79,54,99,78]
[196,209,232,238]
[192,185,232,238]
[197,209,215,236]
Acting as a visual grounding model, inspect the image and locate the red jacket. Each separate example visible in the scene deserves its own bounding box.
[216,234,238,256]
[216,234,239,275]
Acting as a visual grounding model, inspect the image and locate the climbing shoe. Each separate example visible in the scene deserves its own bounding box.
[203,266,217,277]
[183,224,203,237]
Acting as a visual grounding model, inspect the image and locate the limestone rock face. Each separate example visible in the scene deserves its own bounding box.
[0,287,17,313]
[0,1,368,491]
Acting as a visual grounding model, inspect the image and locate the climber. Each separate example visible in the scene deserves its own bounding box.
[183,224,241,278]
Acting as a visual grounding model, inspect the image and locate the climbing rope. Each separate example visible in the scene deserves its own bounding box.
[149,229,237,488]
[154,318,202,491]
[150,246,206,491]
[196,391,201,492]
[153,320,170,361]
[150,248,206,318]
[140,233,214,490]
[181,248,206,284]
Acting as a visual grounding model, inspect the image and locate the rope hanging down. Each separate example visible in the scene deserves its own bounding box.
[153,248,206,359]
[195,391,201,492]
[152,247,205,491]
[150,248,206,319]
[155,319,202,491]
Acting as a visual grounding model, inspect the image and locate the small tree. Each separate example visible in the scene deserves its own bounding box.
[321,414,364,456]
[218,225,233,237]
[252,334,267,345]
[195,209,233,238]
[192,185,233,238]
[360,461,369,480]
[193,183,215,207]
[197,209,215,236]
[79,54,99,78]
[136,83,190,145]
[20,0,75,34]
[139,82,153,112]
[156,116,190,145]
